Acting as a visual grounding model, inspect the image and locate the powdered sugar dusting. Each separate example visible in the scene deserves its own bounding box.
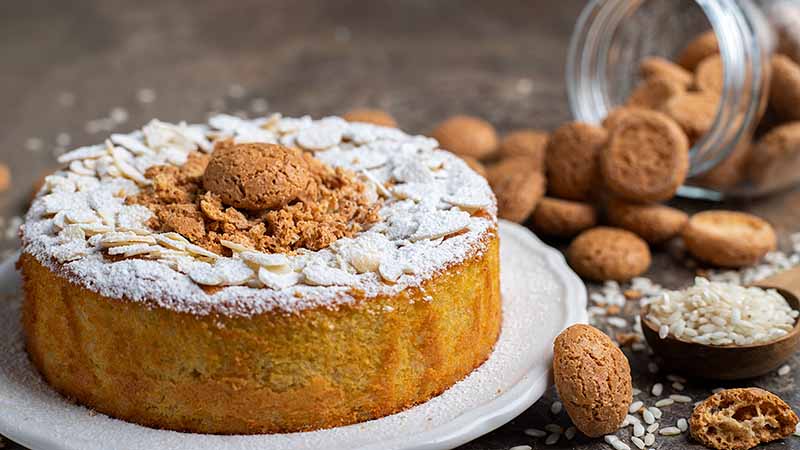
[22,114,497,317]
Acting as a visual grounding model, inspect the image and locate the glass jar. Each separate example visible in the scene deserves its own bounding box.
[567,0,800,199]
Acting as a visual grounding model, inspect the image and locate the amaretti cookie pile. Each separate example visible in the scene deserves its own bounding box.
[412,29,800,283]
[421,108,776,282]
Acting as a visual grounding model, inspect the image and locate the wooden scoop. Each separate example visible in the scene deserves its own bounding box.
[641,267,800,380]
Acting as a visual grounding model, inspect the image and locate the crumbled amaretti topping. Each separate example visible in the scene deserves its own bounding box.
[127,142,380,255]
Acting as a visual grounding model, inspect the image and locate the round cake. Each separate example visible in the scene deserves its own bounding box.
[19,113,501,434]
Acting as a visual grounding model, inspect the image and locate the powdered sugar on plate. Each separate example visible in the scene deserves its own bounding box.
[21,114,497,317]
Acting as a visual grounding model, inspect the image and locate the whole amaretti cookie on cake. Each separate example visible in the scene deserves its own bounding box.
[202,142,315,210]
[20,113,501,434]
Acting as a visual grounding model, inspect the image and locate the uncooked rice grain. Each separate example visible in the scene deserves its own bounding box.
[608,317,628,328]
[629,401,644,414]
[646,278,798,346]
[565,426,577,440]
[589,306,608,316]
[659,426,681,436]
[624,414,640,426]
[524,428,547,438]
[613,440,631,450]
[545,424,563,433]
[670,394,692,403]
[551,400,563,414]
[631,436,646,449]
[643,409,656,425]
[648,407,662,420]
[655,398,674,407]
[778,364,791,376]
[545,432,560,445]
[666,374,687,383]
[677,418,688,432]
[651,383,663,396]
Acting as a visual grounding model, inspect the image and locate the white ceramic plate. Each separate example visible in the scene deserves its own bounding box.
[0,220,587,450]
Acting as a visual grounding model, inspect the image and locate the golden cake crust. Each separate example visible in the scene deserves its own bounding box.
[20,229,501,435]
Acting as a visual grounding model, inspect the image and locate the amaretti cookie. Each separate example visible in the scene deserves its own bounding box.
[627,77,686,110]
[694,137,751,190]
[601,106,649,131]
[530,197,597,238]
[748,121,800,190]
[682,210,776,267]
[202,142,314,210]
[600,109,689,202]
[431,115,499,159]
[567,227,651,281]
[769,54,800,122]
[661,91,719,143]
[545,122,608,201]
[462,155,488,178]
[342,108,398,128]
[639,56,693,87]
[695,54,724,94]
[606,199,688,244]
[553,324,632,437]
[690,388,798,450]
[0,163,10,193]
[677,31,719,71]
[488,158,546,223]
[498,129,549,169]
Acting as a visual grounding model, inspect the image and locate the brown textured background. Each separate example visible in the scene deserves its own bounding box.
[1,1,798,449]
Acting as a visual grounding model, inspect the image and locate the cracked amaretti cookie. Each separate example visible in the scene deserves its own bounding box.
[20,113,501,434]
[690,388,798,450]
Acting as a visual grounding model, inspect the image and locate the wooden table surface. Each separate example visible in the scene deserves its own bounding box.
[1,1,798,449]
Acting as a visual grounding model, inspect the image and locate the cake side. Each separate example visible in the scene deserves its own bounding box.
[20,229,500,434]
